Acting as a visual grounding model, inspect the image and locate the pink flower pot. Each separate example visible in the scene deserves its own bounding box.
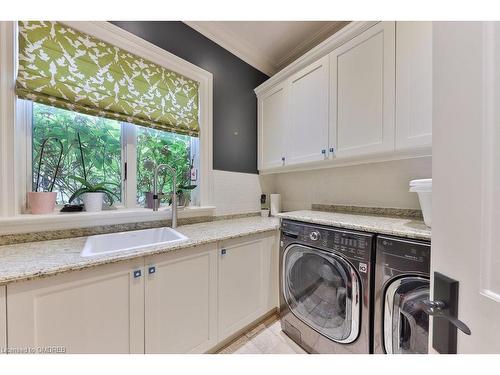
[27,192,57,214]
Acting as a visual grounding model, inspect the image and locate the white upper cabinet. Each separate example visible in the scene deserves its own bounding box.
[286,55,330,165]
[395,22,433,150]
[258,83,288,170]
[256,21,431,173]
[7,259,145,354]
[330,22,396,159]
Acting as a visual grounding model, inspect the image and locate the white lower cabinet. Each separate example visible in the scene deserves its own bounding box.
[218,232,278,342]
[5,232,279,353]
[0,286,6,352]
[145,243,218,354]
[7,259,145,354]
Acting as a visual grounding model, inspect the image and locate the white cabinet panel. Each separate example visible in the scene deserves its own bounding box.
[287,56,330,165]
[218,232,277,341]
[7,259,145,354]
[0,286,5,353]
[259,83,288,170]
[330,22,396,159]
[396,21,433,150]
[145,243,217,354]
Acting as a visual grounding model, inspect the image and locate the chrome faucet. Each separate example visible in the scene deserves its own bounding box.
[145,160,178,228]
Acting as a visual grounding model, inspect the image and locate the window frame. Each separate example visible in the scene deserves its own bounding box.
[0,21,214,230]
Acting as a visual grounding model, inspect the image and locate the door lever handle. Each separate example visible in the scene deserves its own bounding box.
[416,300,471,335]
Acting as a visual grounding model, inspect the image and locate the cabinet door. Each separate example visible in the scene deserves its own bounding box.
[258,83,288,170]
[7,259,145,354]
[0,286,5,353]
[145,243,217,354]
[330,22,396,159]
[395,21,433,150]
[287,55,330,165]
[218,232,277,341]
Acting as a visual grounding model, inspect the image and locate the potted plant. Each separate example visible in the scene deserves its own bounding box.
[28,137,64,214]
[68,176,119,212]
[176,184,197,207]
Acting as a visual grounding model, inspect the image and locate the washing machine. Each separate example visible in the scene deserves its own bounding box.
[373,235,431,354]
[279,219,375,354]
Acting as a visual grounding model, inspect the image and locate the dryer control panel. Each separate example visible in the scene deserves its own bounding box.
[376,235,431,273]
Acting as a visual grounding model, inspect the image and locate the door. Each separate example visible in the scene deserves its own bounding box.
[286,55,330,166]
[0,286,5,353]
[145,243,218,354]
[7,259,145,354]
[282,244,360,343]
[258,83,288,170]
[218,232,276,341]
[432,22,500,353]
[395,22,433,150]
[383,277,430,354]
[330,22,395,159]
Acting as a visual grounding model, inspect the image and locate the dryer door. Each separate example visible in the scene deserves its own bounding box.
[384,276,430,354]
[283,244,361,343]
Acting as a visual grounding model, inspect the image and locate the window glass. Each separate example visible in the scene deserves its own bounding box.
[136,126,198,207]
[32,102,122,204]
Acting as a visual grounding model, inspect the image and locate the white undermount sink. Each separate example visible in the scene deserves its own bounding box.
[81,227,188,257]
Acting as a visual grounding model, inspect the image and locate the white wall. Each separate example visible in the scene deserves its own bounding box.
[262,157,431,211]
[212,170,262,216]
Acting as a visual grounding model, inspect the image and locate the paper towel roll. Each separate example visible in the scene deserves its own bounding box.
[270,194,281,216]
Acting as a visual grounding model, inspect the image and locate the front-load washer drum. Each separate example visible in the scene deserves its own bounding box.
[283,244,361,343]
[384,276,430,354]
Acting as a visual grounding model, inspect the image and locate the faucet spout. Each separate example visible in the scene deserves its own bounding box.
[150,162,178,228]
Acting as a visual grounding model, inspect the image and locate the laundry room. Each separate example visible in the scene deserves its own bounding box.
[0,0,499,374]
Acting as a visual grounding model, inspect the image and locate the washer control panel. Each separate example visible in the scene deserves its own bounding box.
[281,220,374,261]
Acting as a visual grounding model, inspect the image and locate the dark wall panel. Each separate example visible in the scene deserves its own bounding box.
[111,21,269,174]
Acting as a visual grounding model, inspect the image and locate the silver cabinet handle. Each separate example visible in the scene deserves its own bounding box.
[416,300,471,335]
[321,149,327,159]
[281,157,285,166]
[329,147,335,155]
[133,270,142,278]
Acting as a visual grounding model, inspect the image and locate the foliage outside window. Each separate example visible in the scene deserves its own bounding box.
[32,102,199,207]
[136,126,193,205]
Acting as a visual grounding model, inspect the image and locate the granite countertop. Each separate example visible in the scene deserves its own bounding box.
[275,210,431,241]
[0,216,280,285]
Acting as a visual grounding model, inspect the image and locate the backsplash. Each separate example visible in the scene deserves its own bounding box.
[263,157,431,212]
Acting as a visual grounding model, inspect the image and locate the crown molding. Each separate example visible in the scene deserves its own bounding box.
[275,21,350,69]
[184,21,277,76]
[254,21,379,96]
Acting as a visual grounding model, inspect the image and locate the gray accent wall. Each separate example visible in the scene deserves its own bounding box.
[111,21,269,174]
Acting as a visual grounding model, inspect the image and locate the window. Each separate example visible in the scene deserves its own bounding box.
[31,102,200,208]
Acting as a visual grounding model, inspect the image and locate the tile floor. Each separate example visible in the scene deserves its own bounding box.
[217,315,307,354]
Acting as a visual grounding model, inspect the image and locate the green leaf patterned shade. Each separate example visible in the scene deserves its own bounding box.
[16,21,200,136]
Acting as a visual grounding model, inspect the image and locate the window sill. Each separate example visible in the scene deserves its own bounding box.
[0,206,216,235]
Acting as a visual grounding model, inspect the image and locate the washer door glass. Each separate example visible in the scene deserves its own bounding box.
[283,244,360,343]
[384,277,430,354]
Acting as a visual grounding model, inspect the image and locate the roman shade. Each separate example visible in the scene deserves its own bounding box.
[16,21,200,136]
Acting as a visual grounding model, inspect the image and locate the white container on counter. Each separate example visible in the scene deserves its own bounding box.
[410,179,432,227]
[270,194,281,216]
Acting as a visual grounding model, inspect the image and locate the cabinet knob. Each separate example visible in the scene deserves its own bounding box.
[329,147,335,154]
[148,266,156,274]
[133,270,142,278]
[321,149,326,154]
[221,249,227,255]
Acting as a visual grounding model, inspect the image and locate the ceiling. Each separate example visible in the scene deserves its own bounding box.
[184,21,350,76]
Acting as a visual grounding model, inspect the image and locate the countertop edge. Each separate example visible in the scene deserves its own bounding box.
[275,212,431,241]
[0,221,280,285]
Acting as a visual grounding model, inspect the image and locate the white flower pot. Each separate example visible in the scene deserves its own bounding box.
[83,192,104,212]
